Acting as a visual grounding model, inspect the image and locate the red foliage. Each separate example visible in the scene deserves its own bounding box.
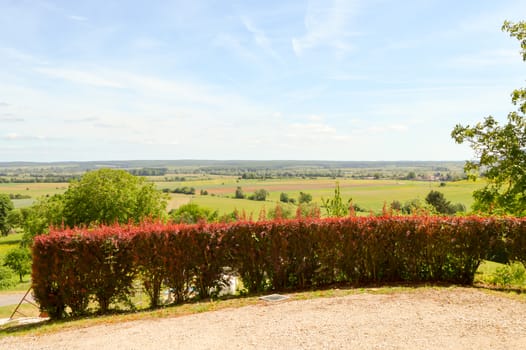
[31,216,526,318]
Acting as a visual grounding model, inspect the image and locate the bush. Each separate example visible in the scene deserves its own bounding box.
[4,247,31,282]
[0,266,17,289]
[31,216,526,319]
[491,262,526,287]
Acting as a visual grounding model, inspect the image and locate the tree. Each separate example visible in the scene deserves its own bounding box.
[4,247,31,282]
[321,182,351,217]
[451,21,526,216]
[248,189,269,201]
[298,192,312,204]
[279,192,289,203]
[425,190,455,215]
[234,186,245,199]
[21,194,65,243]
[0,194,14,236]
[63,169,167,227]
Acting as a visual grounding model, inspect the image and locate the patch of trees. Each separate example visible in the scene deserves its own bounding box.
[390,191,465,215]
[1,175,81,183]
[8,193,31,200]
[248,189,269,201]
[162,187,196,195]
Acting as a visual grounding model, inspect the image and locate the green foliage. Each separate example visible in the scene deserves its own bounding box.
[401,199,429,215]
[491,261,526,287]
[452,21,526,216]
[279,192,289,203]
[170,203,218,224]
[6,209,23,230]
[63,169,167,227]
[21,194,65,243]
[0,265,17,289]
[321,183,350,217]
[425,190,455,215]
[234,186,245,199]
[3,247,31,282]
[391,200,402,211]
[163,186,196,195]
[298,192,312,204]
[0,193,14,236]
[248,189,269,201]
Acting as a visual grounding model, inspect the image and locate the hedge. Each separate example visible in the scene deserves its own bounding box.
[31,216,526,319]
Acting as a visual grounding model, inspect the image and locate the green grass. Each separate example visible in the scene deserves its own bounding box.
[475,260,526,288]
[183,178,483,215]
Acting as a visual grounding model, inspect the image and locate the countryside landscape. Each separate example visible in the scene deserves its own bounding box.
[1,0,526,349]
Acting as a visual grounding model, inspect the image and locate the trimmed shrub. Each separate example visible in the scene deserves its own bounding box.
[31,216,526,319]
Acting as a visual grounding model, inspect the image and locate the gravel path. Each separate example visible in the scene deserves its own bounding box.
[0,292,34,307]
[1,287,525,349]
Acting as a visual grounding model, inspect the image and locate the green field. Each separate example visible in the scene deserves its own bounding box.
[157,178,485,215]
[0,183,68,208]
[0,178,485,215]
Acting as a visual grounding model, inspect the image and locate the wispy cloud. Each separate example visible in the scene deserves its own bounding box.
[292,0,360,57]
[1,47,45,64]
[0,102,9,107]
[68,15,88,22]
[35,67,125,88]
[241,16,280,60]
[213,33,258,62]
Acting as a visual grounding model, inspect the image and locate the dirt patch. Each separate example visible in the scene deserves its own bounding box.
[2,287,525,349]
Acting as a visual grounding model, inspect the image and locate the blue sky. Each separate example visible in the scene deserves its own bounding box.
[1,0,525,162]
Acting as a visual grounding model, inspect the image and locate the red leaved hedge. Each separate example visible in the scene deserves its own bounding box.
[31,216,526,318]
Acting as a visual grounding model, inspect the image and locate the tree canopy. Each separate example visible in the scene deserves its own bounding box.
[63,169,167,227]
[22,169,167,240]
[451,21,526,216]
[0,194,14,236]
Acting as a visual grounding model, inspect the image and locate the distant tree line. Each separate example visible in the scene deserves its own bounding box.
[162,187,196,195]
[127,168,168,176]
[0,175,81,183]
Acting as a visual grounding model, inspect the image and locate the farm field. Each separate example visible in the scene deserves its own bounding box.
[0,183,67,208]
[157,177,485,215]
[0,177,485,215]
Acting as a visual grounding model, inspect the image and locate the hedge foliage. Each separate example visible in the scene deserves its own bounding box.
[32,216,526,319]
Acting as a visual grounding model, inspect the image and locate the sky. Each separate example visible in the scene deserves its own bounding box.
[1,0,525,162]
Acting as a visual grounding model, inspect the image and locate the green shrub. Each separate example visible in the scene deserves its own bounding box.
[491,262,526,287]
[0,265,17,289]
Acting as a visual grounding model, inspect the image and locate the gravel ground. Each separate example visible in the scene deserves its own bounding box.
[1,287,525,349]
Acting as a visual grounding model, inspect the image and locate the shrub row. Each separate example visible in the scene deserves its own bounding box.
[32,216,526,318]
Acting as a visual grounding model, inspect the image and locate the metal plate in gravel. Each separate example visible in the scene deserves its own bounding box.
[259,294,289,302]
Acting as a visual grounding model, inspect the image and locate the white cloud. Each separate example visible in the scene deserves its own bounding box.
[35,67,124,88]
[292,0,359,57]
